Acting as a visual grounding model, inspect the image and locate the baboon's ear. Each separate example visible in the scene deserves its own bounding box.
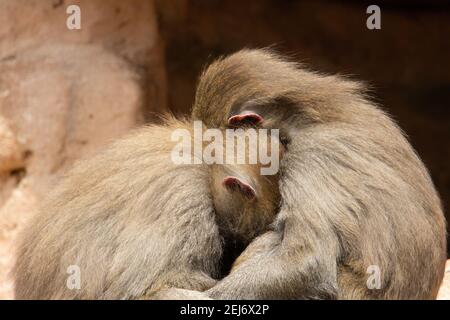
[222,176,256,200]
[228,111,264,127]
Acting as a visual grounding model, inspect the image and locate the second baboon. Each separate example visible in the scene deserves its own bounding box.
[193,49,447,299]
[14,117,280,299]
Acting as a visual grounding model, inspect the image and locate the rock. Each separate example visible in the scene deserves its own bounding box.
[0,183,37,300]
[437,260,450,300]
[0,117,24,174]
[0,45,144,179]
[0,0,167,116]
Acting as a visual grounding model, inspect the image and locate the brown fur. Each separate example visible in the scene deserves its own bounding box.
[13,117,279,299]
[192,49,447,299]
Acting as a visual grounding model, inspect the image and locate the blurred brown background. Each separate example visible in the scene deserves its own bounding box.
[0,0,449,299]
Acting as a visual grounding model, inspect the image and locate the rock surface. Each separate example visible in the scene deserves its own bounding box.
[437,260,450,300]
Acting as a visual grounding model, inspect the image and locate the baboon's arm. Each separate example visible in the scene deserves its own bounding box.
[206,217,339,299]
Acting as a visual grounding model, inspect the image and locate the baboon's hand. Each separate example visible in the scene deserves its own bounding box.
[206,224,338,300]
[206,231,282,299]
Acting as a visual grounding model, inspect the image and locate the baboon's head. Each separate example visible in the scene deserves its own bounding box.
[209,127,282,242]
[192,49,368,143]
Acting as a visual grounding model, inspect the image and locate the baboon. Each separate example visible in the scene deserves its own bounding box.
[14,117,280,299]
[192,49,447,299]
